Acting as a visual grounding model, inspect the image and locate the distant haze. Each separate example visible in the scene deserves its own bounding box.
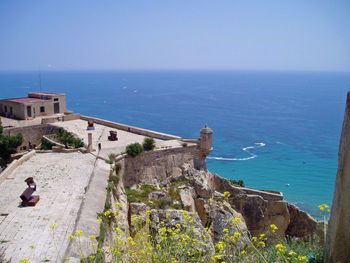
[0,0,349,72]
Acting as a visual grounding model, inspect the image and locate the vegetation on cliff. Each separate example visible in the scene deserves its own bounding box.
[58,205,323,263]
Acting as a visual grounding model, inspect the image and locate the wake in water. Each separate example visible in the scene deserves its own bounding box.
[208,142,266,161]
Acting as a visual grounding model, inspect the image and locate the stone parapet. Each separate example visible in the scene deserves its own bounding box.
[0,150,36,185]
[80,115,181,140]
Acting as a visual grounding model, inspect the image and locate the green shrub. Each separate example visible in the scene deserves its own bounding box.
[109,175,120,185]
[182,142,188,147]
[56,128,83,148]
[106,153,116,165]
[143,137,155,151]
[229,179,245,187]
[114,163,121,175]
[0,132,23,167]
[126,143,144,156]
[72,138,84,148]
[40,138,56,150]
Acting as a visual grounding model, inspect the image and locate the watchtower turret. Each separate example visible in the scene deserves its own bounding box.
[200,124,213,157]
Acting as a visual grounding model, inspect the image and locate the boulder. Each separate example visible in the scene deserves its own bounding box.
[210,201,248,249]
[179,187,196,212]
[232,194,267,237]
[265,201,290,237]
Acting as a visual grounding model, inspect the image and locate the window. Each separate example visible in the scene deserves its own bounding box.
[10,107,13,115]
[4,106,7,112]
[54,98,59,101]
[40,106,45,113]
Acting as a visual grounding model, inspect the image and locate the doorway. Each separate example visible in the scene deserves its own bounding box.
[27,106,32,117]
[54,103,60,114]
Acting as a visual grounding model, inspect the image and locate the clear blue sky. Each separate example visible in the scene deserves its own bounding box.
[0,0,349,71]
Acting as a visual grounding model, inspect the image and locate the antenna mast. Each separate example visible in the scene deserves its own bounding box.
[39,68,42,92]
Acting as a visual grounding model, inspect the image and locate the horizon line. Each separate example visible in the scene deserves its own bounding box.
[0,68,349,74]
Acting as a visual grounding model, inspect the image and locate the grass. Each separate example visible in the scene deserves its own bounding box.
[125,184,157,203]
[125,181,190,210]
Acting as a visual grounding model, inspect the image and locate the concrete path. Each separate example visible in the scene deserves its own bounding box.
[0,152,95,262]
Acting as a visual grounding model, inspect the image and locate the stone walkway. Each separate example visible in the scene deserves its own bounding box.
[0,119,185,262]
[0,152,95,262]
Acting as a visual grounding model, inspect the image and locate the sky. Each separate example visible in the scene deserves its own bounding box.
[0,0,349,72]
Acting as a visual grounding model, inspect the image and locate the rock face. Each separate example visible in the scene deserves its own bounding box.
[100,141,323,258]
[325,91,350,263]
[286,203,322,239]
[210,201,248,247]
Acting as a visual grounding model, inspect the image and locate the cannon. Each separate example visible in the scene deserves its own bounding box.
[20,177,40,206]
[108,131,118,141]
[87,120,95,130]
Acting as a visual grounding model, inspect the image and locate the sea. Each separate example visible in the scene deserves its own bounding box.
[1,70,350,218]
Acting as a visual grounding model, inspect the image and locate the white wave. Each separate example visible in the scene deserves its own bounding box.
[208,142,266,161]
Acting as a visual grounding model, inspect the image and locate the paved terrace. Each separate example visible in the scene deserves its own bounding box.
[0,152,96,262]
[0,118,187,262]
[51,119,184,159]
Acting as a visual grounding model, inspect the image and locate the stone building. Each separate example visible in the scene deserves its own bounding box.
[0,92,66,120]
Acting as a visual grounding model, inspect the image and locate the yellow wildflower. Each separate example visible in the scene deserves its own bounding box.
[318,204,328,212]
[232,217,242,225]
[258,241,266,248]
[270,224,278,233]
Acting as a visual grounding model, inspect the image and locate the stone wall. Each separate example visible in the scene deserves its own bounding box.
[325,91,350,262]
[121,145,204,187]
[63,113,81,121]
[80,115,181,141]
[3,124,60,150]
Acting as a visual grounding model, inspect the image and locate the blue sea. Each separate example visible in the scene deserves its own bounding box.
[1,70,350,217]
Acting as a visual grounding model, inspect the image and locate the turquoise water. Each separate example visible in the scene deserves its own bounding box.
[1,70,350,217]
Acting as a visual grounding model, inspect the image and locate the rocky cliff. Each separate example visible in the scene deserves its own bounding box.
[100,144,322,253]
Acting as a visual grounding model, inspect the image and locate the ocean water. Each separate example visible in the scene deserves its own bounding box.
[1,70,350,217]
